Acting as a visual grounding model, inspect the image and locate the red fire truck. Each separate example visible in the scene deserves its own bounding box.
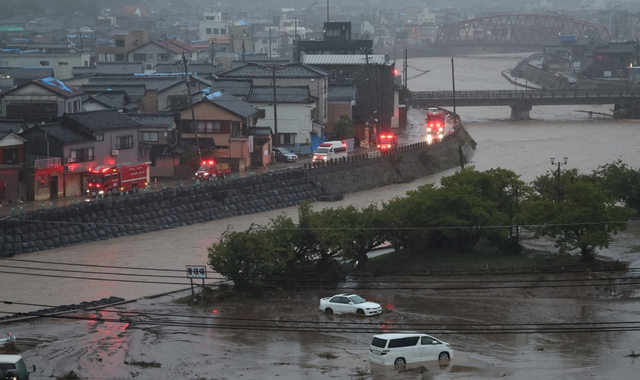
[86,162,149,196]
[426,107,446,137]
[376,133,398,151]
[195,159,232,181]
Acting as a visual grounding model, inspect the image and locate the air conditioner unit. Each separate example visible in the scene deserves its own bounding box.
[67,157,76,163]
[111,150,119,156]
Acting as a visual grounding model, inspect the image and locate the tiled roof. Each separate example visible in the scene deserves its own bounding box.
[71,66,96,76]
[34,78,84,97]
[199,91,257,119]
[249,126,272,136]
[302,54,389,65]
[38,122,95,143]
[328,85,357,101]
[0,119,24,133]
[85,94,124,109]
[208,79,252,98]
[88,76,181,91]
[219,62,327,79]
[96,63,144,75]
[127,113,175,128]
[80,85,146,100]
[247,86,316,103]
[64,110,141,132]
[155,63,216,74]
[0,67,54,80]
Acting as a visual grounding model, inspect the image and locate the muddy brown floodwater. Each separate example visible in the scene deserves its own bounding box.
[2,53,640,379]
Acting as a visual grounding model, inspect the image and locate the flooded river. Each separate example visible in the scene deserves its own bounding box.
[2,53,640,379]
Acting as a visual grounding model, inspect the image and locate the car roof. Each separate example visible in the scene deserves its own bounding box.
[372,333,430,340]
[0,355,23,364]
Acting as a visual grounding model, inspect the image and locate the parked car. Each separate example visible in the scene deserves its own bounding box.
[0,354,36,380]
[369,333,453,366]
[273,147,298,162]
[319,293,382,316]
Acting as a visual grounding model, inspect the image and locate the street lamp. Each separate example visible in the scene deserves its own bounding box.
[177,52,202,163]
[550,156,568,202]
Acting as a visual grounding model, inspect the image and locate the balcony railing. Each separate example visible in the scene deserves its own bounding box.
[34,157,61,170]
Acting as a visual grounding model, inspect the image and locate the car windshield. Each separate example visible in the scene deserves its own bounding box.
[371,337,388,348]
[315,148,329,154]
[197,165,212,171]
[278,148,293,154]
[348,295,366,304]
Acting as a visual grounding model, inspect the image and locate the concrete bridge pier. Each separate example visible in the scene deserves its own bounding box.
[510,103,532,121]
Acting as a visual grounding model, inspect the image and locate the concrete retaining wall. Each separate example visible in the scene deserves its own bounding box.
[307,127,476,195]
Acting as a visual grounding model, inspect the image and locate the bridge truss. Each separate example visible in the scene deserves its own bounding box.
[436,14,610,45]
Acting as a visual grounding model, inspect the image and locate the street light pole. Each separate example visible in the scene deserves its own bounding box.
[177,52,202,163]
[550,156,568,202]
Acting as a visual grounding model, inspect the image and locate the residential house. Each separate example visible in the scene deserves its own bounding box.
[326,85,357,138]
[199,12,230,40]
[0,51,91,79]
[247,86,316,154]
[127,113,178,177]
[80,85,146,111]
[301,54,398,143]
[127,39,197,71]
[178,91,260,171]
[0,120,27,203]
[95,30,150,63]
[83,94,126,112]
[0,78,84,122]
[0,67,55,86]
[218,62,328,128]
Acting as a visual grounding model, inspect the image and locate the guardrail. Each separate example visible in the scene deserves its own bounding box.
[411,89,640,101]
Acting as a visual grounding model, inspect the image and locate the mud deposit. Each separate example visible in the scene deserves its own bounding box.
[4,249,640,380]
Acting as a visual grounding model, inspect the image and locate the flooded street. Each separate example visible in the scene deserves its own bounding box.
[2,53,640,379]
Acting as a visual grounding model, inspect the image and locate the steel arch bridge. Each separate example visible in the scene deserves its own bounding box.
[436,14,610,45]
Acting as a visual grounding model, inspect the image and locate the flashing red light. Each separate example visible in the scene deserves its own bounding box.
[212,309,220,314]
[101,167,110,173]
[96,184,101,188]
[393,68,399,76]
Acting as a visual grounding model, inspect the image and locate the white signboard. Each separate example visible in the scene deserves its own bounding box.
[186,265,207,279]
[248,135,254,153]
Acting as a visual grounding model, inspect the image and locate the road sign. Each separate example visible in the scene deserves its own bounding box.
[186,265,207,279]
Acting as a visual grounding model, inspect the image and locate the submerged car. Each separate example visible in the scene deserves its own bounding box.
[369,333,453,366]
[319,293,382,316]
[272,147,298,162]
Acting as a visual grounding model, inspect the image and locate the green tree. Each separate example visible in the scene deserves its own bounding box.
[332,114,355,140]
[590,160,640,210]
[207,225,293,289]
[522,178,627,262]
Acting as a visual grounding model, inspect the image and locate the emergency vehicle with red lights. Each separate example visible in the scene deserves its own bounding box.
[86,162,149,196]
[312,141,348,162]
[376,133,398,151]
[426,107,446,137]
[195,160,231,180]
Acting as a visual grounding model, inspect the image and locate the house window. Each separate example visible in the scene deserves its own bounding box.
[70,147,95,162]
[157,53,168,61]
[345,71,353,79]
[67,103,72,113]
[278,133,295,146]
[132,53,147,61]
[73,100,80,112]
[115,39,125,47]
[40,61,49,66]
[116,135,134,149]
[231,121,240,137]
[59,62,68,65]
[331,70,336,81]
[2,147,18,164]
[95,133,104,141]
[206,28,212,35]
[142,132,159,142]
[220,28,226,35]
[115,54,125,61]
[99,53,115,62]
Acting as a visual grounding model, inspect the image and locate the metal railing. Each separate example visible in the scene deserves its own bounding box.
[34,157,61,169]
[411,89,640,101]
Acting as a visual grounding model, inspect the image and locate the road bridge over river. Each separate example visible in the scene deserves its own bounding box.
[410,90,640,120]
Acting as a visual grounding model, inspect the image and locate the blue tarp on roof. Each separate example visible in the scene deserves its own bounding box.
[206,91,222,99]
[40,77,74,93]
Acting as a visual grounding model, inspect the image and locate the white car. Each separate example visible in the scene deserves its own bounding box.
[369,333,453,366]
[319,294,382,316]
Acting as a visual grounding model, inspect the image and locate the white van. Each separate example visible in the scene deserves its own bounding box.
[369,333,453,366]
[0,355,35,380]
[312,141,347,162]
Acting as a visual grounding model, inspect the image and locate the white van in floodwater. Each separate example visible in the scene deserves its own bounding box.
[369,333,453,366]
[0,355,35,380]
[312,141,347,162]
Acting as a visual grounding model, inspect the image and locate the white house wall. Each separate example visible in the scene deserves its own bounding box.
[254,102,313,149]
[0,53,91,79]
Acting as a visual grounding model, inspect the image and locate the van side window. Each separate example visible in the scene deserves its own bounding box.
[421,337,439,345]
[389,336,420,348]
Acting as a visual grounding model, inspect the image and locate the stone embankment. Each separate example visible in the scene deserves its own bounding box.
[0,127,476,257]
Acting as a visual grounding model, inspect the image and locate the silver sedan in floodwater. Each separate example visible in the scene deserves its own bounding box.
[319,293,382,316]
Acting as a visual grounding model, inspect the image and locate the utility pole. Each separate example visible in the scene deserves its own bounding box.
[452,57,457,123]
[177,52,202,163]
[271,65,279,146]
[268,28,272,59]
[404,48,408,89]
[327,0,329,23]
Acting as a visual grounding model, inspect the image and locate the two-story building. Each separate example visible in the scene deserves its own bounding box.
[127,113,179,178]
[179,90,259,171]
[0,78,84,122]
[0,120,27,203]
